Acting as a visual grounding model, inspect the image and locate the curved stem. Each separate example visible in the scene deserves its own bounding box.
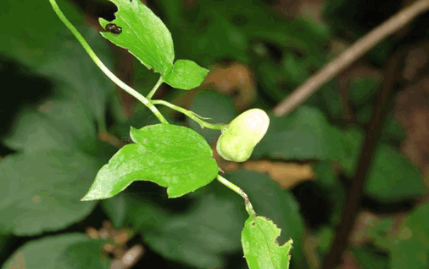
[151,100,225,130]
[49,0,168,124]
[146,76,164,100]
[217,175,256,217]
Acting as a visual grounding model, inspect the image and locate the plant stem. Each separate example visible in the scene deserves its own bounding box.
[217,175,256,217]
[151,100,225,130]
[146,76,164,100]
[320,48,405,269]
[49,0,168,124]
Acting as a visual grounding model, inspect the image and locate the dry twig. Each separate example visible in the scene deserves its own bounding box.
[273,0,429,116]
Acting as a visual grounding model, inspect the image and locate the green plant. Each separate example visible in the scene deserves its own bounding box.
[48,0,292,268]
[3,0,429,268]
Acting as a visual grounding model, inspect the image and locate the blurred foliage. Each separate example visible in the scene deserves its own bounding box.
[1,0,428,268]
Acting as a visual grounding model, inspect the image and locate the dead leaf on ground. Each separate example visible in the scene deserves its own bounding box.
[243,160,316,189]
[349,211,379,247]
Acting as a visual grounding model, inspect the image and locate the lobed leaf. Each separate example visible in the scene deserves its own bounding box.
[82,124,218,200]
[162,60,209,90]
[99,0,174,75]
[242,215,292,269]
[226,170,308,268]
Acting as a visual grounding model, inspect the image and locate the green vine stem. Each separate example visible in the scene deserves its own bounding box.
[49,0,168,124]
[146,76,164,100]
[151,100,226,130]
[217,175,257,217]
[50,0,257,219]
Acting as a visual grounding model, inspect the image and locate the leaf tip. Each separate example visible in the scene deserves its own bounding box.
[80,195,93,202]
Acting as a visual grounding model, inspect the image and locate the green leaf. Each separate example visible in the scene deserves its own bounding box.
[82,124,218,200]
[154,0,183,27]
[367,217,395,251]
[282,53,310,86]
[38,28,115,122]
[163,60,209,90]
[3,98,97,153]
[102,193,170,231]
[3,106,79,152]
[242,215,292,269]
[175,12,249,65]
[355,106,405,144]
[313,81,344,120]
[99,0,174,75]
[349,77,380,107]
[390,204,429,269]
[397,203,429,248]
[0,0,114,122]
[104,192,243,268]
[353,246,389,269]
[253,106,347,161]
[226,170,308,268]
[2,234,108,269]
[0,150,99,236]
[312,162,346,224]
[101,194,129,229]
[56,239,110,269]
[340,128,426,202]
[316,226,334,255]
[142,193,243,268]
[313,161,337,189]
[0,0,82,68]
[0,233,13,261]
[390,240,428,269]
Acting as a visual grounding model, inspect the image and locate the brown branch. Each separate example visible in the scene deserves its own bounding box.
[319,49,406,269]
[273,0,429,117]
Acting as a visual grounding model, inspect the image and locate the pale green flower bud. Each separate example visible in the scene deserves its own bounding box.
[216,108,269,162]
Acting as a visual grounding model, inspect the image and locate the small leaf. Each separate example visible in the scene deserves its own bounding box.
[82,124,218,200]
[163,60,209,90]
[99,0,174,75]
[242,215,292,269]
[226,170,307,268]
